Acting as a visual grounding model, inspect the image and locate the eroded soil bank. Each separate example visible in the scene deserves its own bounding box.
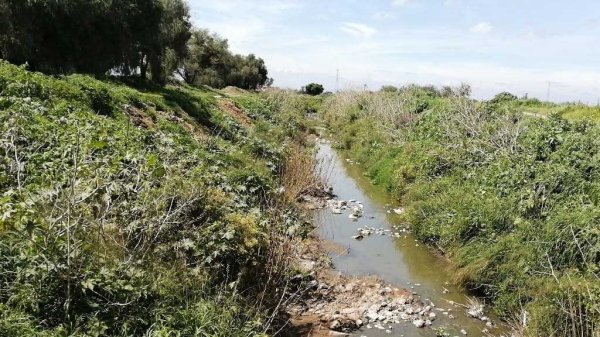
[287,141,511,337]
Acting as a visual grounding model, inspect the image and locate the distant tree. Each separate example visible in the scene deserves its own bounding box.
[440,86,454,97]
[302,83,324,96]
[438,83,471,98]
[491,92,518,103]
[456,83,472,97]
[380,85,398,93]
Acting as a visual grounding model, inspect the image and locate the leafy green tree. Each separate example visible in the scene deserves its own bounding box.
[0,0,159,75]
[380,85,398,93]
[148,0,192,84]
[490,91,518,103]
[179,29,231,87]
[0,0,190,84]
[179,29,272,89]
[302,83,324,95]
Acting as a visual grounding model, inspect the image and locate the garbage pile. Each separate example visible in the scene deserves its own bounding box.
[327,199,364,221]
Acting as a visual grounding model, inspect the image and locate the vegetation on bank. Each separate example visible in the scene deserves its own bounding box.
[0,61,319,336]
[321,87,600,336]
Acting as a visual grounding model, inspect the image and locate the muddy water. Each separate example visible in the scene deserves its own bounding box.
[314,142,509,337]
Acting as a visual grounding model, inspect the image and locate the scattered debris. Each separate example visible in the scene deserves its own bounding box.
[466,297,492,323]
[326,199,364,220]
[393,207,405,215]
[297,185,336,210]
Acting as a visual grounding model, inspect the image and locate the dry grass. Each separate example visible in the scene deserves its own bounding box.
[280,143,328,203]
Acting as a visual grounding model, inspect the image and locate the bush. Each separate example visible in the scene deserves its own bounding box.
[302,83,324,96]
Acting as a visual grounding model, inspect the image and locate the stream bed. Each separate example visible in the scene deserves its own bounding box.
[314,142,510,337]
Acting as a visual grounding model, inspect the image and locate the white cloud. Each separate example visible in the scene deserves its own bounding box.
[372,11,396,20]
[391,0,410,6]
[340,22,377,38]
[470,22,493,34]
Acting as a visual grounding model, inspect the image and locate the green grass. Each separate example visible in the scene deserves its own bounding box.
[504,98,600,122]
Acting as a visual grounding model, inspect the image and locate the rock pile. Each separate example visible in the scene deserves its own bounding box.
[327,199,364,220]
[297,274,438,333]
[352,226,411,240]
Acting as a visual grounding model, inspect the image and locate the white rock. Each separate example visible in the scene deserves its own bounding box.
[393,207,405,214]
[412,319,426,328]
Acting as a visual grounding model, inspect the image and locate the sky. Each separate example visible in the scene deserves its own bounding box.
[188,0,600,103]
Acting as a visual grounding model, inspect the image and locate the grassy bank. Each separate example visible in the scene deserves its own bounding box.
[0,62,320,336]
[321,88,600,336]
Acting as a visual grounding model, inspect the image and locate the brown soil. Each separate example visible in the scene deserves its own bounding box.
[124,104,154,129]
[218,99,254,128]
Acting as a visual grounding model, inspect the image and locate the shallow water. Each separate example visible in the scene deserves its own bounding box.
[314,142,509,337]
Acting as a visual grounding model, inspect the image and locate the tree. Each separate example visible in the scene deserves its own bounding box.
[0,0,191,84]
[178,29,231,87]
[179,29,272,89]
[380,85,398,93]
[0,0,159,75]
[302,83,324,96]
[491,91,518,104]
[456,82,472,97]
[147,0,192,84]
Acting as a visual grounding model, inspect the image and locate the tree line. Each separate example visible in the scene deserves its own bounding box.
[0,0,271,89]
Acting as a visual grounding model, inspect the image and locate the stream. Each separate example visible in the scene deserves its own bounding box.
[314,141,509,337]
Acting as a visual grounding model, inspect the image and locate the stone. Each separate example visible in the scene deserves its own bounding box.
[460,329,468,335]
[393,207,405,214]
[412,318,426,328]
[340,308,356,315]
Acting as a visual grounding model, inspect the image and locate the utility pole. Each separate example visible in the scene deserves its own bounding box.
[335,69,339,92]
[546,81,551,102]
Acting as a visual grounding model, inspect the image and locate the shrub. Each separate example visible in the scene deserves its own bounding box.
[302,83,324,96]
